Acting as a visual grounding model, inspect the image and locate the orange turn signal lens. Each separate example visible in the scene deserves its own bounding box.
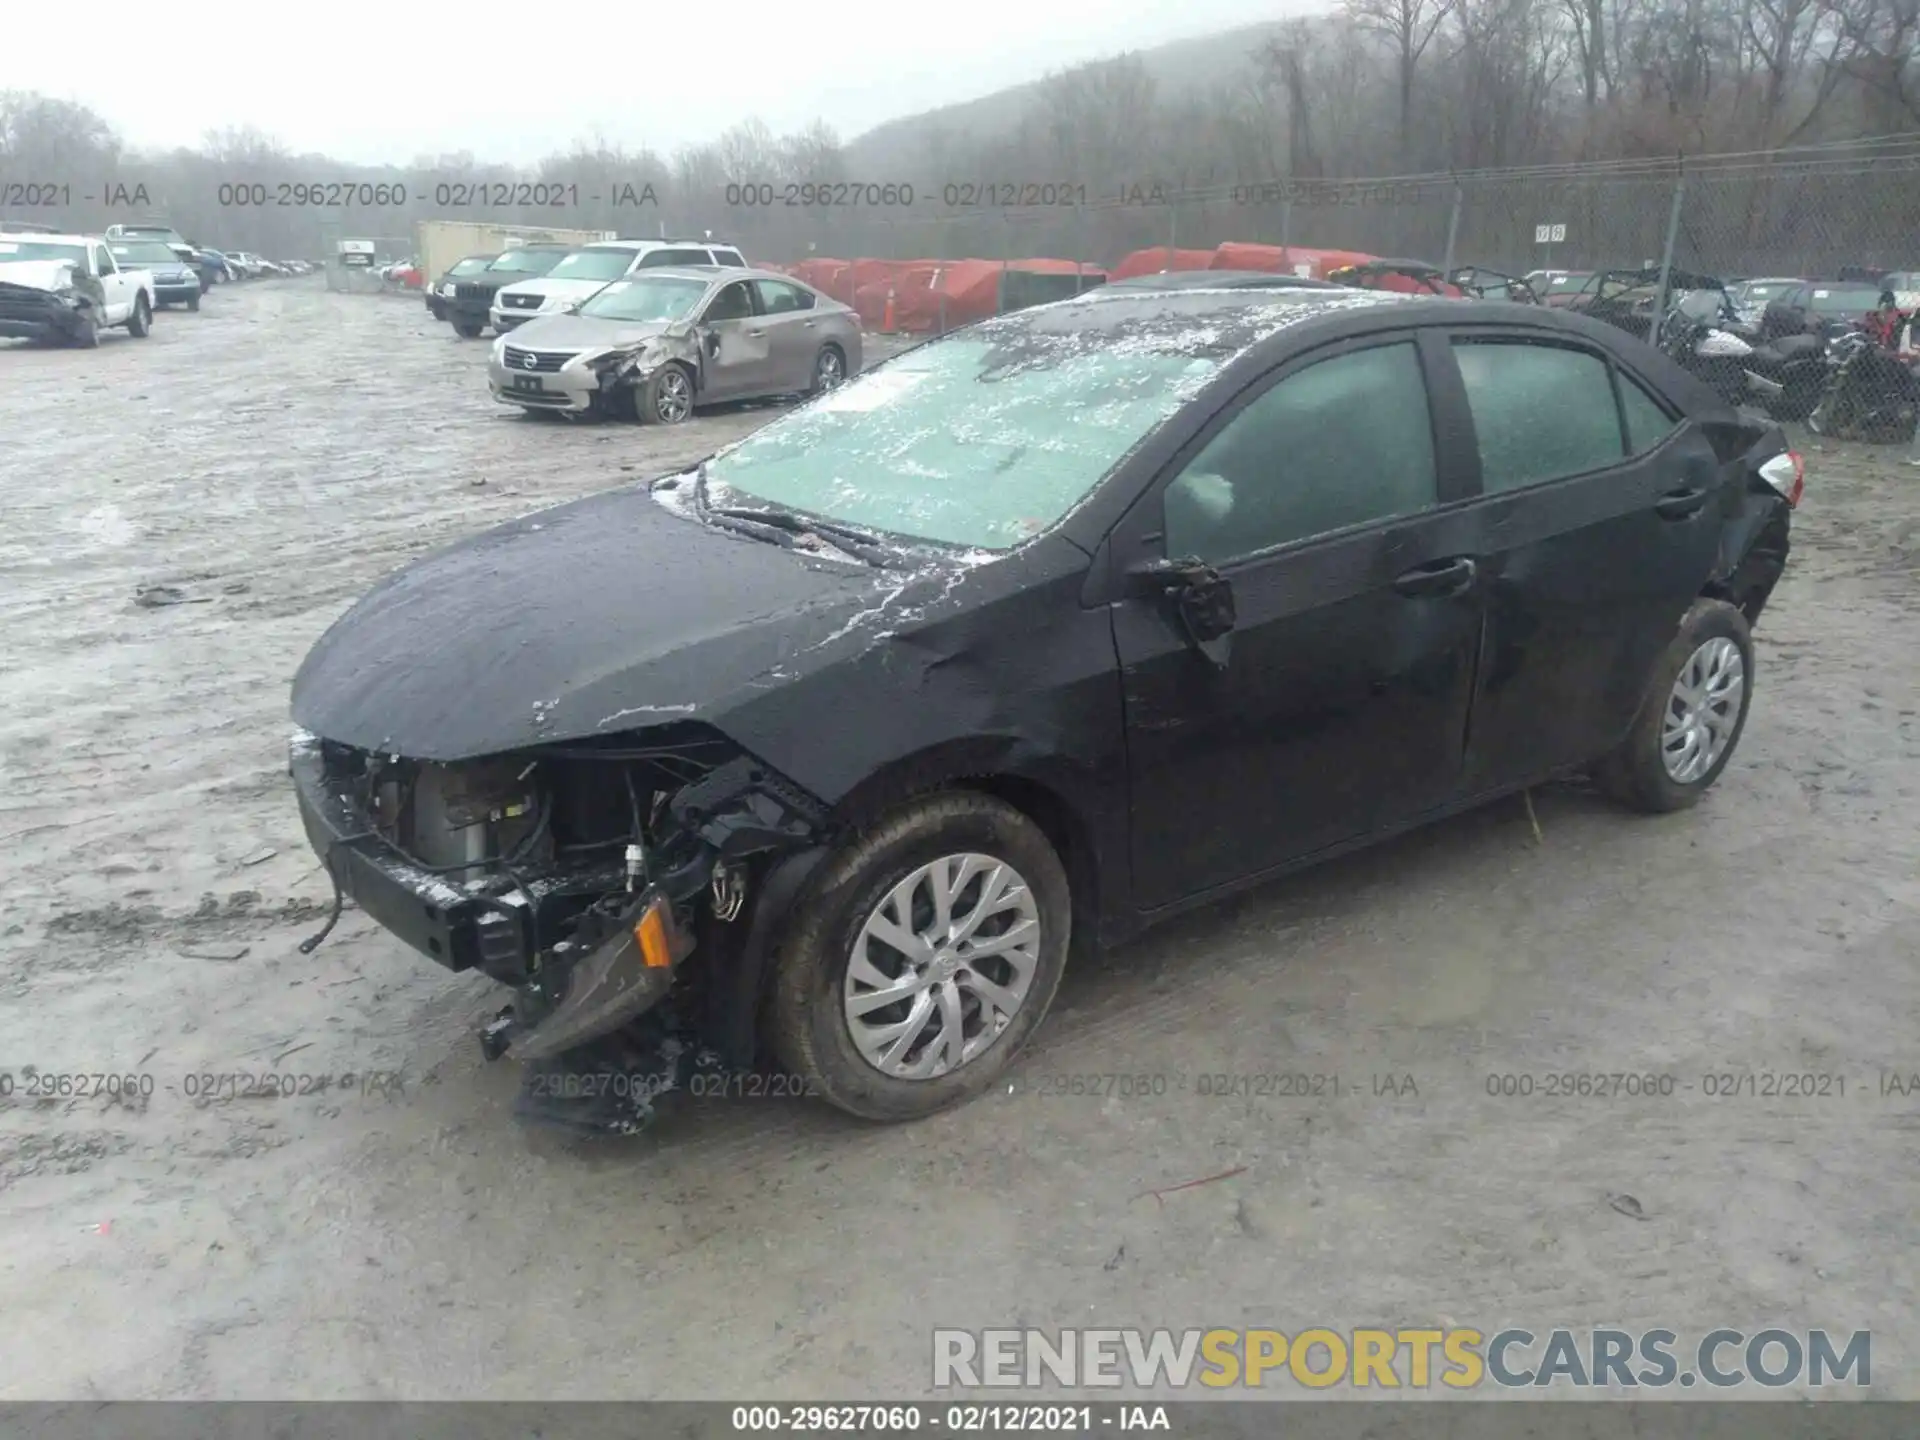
[634,903,672,969]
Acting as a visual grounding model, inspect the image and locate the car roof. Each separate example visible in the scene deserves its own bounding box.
[0,233,96,246]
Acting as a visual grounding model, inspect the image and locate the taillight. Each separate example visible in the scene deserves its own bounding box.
[1758,450,1804,508]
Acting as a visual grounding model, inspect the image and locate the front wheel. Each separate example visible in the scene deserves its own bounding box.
[71,312,100,348]
[127,296,151,338]
[633,364,694,424]
[452,318,484,339]
[769,792,1071,1120]
[186,291,201,313]
[1593,599,1754,813]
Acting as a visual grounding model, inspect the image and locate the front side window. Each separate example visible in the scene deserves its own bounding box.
[703,281,756,322]
[705,334,1222,551]
[1162,342,1438,563]
[1453,340,1625,493]
[93,246,116,275]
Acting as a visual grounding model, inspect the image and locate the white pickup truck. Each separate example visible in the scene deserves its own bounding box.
[0,232,155,346]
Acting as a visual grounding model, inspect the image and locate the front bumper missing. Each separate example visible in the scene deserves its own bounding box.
[289,733,694,1060]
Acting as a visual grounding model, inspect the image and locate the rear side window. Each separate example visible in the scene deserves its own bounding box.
[640,247,708,267]
[1163,341,1437,563]
[1453,340,1625,492]
[712,249,747,267]
[754,279,814,314]
[1619,374,1679,455]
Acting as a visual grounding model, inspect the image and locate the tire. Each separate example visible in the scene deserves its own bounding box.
[187,291,200,313]
[768,791,1071,1121]
[71,313,100,348]
[127,296,151,339]
[634,364,695,425]
[452,318,484,339]
[808,343,847,395]
[1593,598,1754,813]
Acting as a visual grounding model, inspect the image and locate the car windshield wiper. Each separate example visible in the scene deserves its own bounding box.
[692,463,901,568]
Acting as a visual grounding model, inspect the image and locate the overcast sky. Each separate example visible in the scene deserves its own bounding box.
[3,0,1300,165]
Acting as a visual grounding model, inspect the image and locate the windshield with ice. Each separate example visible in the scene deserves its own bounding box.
[579,276,706,322]
[704,330,1222,550]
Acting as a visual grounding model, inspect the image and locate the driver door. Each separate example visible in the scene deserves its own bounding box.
[696,279,773,399]
[1109,332,1484,911]
[90,245,130,322]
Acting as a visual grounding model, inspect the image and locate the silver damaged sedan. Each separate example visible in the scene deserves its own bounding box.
[486,266,863,423]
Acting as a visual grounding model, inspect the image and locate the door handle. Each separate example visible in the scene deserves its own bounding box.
[802,319,816,328]
[1392,556,1477,598]
[1654,486,1708,520]
[746,328,765,337]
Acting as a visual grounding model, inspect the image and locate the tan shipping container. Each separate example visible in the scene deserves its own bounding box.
[414,219,617,291]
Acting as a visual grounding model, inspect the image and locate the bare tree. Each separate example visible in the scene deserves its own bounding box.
[1344,0,1457,163]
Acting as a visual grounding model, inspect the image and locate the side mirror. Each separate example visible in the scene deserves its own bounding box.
[703,328,721,358]
[1131,556,1236,667]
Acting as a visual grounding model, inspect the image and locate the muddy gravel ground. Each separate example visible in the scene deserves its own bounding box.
[1,280,1916,1403]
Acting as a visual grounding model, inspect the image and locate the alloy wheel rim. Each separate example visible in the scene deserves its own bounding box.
[657,371,691,422]
[1661,637,1744,783]
[817,351,843,387]
[843,852,1041,1080]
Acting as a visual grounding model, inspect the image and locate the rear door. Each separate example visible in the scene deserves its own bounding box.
[1111,330,1485,909]
[752,277,821,390]
[1438,329,1726,791]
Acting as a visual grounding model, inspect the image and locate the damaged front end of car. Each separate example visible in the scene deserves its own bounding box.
[579,321,719,409]
[0,271,103,344]
[289,722,834,1127]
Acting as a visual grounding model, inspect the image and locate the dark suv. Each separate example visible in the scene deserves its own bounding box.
[444,244,575,338]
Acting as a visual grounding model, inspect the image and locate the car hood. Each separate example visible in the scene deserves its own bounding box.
[0,260,80,293]
[290,480,978,762]
[498,313,674,350]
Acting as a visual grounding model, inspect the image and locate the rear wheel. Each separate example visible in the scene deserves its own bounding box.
[809,344,847,395]
[769,792,1071,1120]
[1594,599,1753,813]
[127,296,151,338]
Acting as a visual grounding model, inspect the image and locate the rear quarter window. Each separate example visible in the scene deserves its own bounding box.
[1618,374,1680,455]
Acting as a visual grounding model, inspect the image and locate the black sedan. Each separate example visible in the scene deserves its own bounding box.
[289,288,1801,1128]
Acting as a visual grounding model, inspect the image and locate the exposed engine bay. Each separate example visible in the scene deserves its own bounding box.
[290,723,833,1133]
